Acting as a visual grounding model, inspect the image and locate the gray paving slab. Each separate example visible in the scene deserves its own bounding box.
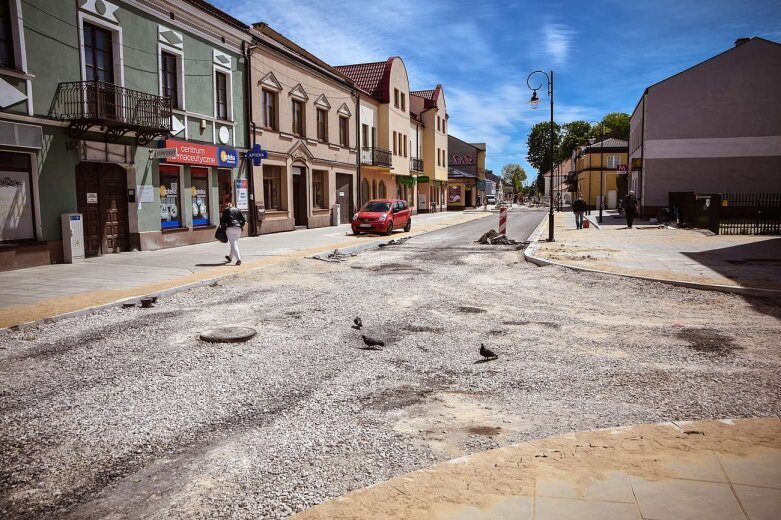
[629,476,746,520]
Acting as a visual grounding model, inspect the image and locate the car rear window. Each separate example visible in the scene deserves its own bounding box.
[363,201,391,212]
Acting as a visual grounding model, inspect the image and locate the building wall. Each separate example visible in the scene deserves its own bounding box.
[637,39,781,210]
[1,0,250,269]
[249,40,357,233]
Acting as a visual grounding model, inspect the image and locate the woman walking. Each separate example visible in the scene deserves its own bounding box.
[220,202,245,265]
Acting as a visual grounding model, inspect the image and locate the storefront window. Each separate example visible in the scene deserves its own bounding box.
[312,170,326,209]
[263,165,281,210]
[160,165,182,229]
[0,152,34,242]
[191,168,209,226]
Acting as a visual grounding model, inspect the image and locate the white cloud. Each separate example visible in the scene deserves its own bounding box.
[542,23,576,66]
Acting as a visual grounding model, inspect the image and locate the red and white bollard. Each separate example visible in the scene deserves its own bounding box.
[499,205,508,235]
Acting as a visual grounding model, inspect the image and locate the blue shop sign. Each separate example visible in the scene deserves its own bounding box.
[217,147,239,168]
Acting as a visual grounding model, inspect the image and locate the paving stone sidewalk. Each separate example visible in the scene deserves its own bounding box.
[528,209,781,293]
[0,211,490,329]
[293,418,781,520]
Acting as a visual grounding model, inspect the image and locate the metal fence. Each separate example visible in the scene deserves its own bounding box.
[719,193,781,235]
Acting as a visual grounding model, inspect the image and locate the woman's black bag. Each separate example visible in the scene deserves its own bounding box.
[215,226,228,243]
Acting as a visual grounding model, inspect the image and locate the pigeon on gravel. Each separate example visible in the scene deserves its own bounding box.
[353,317,363,330]
[480,343,498,360]
[361,335,385,349]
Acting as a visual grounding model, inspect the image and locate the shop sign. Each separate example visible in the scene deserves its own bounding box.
[450,154,474,165]
[218,147,239,168]
[417,175,430,183]
[150,148,178,159]
[477,179,486,190]
[245,144,268,166]
[86,192,98,204]
[163,140,218,166]
[235,179,248,210]
[397,176,415,186]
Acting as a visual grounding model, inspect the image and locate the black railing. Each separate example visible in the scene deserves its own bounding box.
[360,146,392,167]
[51,80,172,144]
[719,193,781,235]
[410,157,424,172]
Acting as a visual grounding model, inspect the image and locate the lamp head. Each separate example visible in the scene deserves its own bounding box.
[529,90,540,109]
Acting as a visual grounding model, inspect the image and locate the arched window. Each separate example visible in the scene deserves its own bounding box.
[361,179,369,205]
[372,180,377,199]
[379,180,386,198]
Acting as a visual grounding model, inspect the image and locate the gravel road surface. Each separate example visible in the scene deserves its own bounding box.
[1,207,779,519]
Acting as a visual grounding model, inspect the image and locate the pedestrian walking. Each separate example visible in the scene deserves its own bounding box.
[572,196,587,229]
[220,202,246,265]
[623,190,639,229]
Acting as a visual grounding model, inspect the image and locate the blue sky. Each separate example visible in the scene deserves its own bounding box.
[213,0,780,181]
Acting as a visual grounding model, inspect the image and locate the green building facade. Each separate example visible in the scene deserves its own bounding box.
[0,0,250,269]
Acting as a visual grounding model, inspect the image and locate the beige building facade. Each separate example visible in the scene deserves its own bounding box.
[336,57,417,212]
[411,85,448,212]
[249,24,358,233]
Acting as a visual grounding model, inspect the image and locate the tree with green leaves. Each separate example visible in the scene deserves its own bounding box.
[526,121,562,174]
[559,121,592,162]
[598,112,630,141]
[500,163,527,193]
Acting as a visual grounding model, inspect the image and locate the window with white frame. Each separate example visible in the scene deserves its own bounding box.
[215,71,228,120]
[607,156,619,169]
[160,51,180,109]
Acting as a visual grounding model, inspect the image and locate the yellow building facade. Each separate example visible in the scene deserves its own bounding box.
[574,138,629,209]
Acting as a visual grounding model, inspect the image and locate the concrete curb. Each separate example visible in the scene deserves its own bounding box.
[523,222,781,297]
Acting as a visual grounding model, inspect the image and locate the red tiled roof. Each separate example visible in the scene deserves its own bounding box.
[411,84,442,109]
[411,89,435,100]
[334,58,395,102]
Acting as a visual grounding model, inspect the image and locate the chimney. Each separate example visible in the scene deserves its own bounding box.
[734,37,750,46]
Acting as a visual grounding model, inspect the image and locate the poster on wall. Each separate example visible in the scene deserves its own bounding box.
[448,185,461,203]
[235,179,248,210]
[0,171,35,241]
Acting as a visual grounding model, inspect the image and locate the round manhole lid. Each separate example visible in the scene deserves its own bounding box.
[200,326,257,343]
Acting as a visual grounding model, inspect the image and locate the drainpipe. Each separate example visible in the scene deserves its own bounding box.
[243,40,258,236]
[354,90,361,212]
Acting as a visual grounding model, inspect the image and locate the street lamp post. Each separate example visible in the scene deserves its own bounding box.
[527,70,555,242]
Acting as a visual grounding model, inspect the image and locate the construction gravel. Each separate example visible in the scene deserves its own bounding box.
[1,230,780,519]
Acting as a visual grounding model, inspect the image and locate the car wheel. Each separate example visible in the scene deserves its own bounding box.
[384,221,394,236]
[353,230,362,235]
[404,219,411,232]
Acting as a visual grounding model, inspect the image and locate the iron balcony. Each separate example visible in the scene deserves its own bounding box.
[410,157,424,172]
[51,80,172,144]
[360,146,392,168]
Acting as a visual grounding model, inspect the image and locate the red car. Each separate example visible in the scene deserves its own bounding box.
[352,199,411,236]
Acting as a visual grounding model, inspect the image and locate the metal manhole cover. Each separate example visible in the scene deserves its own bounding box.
[200,326,257,343]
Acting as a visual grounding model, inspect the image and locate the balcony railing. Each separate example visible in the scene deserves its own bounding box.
[410,157,424,172]
[51,80,172,144]
[360,146,392,168]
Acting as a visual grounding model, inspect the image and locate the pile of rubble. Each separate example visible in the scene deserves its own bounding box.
[476,229,519,245]
[378,237,410,248]
[314,249,357,263]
